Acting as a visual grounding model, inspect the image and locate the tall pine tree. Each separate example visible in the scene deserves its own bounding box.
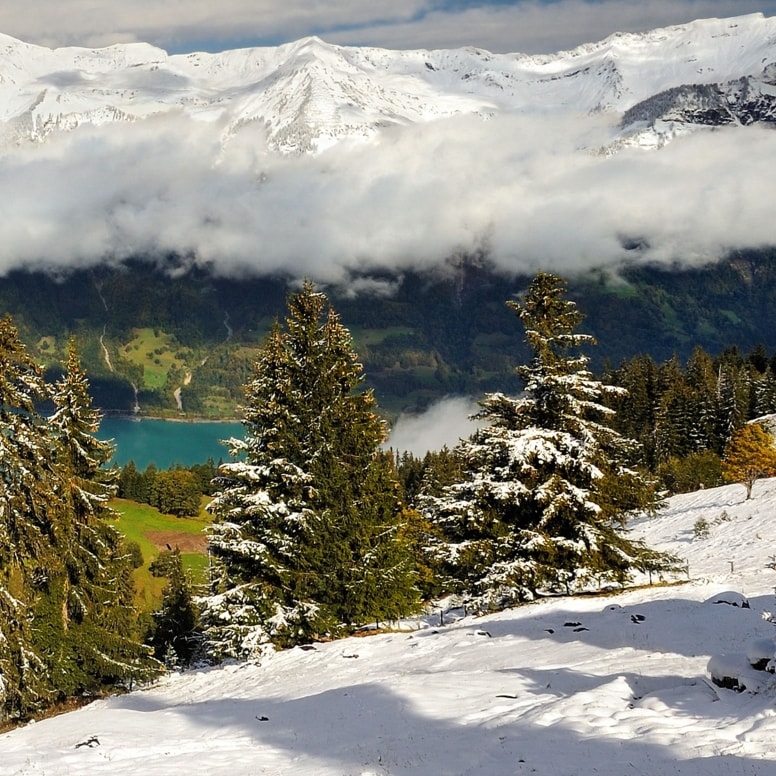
[48,340,158,695]
[0,317,62,717]
[424,273,666,608]
[202,282,418,658]
[0,327,158,720]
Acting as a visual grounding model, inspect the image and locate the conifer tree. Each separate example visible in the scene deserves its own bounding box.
[715,363,748,449]
[0,317,62,717]
[118,460,144,500]
[149,549,200,667]
[685,346,718,452]
[48,340,158,693]
[0,327,157,720]
[424,273,665,608]
[653,357,689,463]
[605,354,659,467]
[202,282,418,658]
[755,366,776,416]
[399,447,467,598]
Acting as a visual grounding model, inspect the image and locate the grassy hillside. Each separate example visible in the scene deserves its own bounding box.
[110,498,211,611]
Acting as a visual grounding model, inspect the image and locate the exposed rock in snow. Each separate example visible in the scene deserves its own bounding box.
[704,591,750,608]
[746,637,775,670]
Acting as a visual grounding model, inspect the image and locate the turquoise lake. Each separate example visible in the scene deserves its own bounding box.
[98,418,243,469]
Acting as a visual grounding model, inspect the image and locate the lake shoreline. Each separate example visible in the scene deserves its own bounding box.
[102,412,241,425]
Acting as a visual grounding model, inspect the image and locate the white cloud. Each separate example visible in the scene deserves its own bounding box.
[2,111,776,283]
[384,397,481,456]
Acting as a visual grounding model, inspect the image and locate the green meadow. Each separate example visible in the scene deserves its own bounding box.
[119,327,193,389]
[110,498,212,611]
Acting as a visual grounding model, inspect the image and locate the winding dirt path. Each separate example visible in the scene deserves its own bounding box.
[99,324,114,372]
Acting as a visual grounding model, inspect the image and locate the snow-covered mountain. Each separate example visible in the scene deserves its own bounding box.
[618,66,776,150]
[4,477,776,773]
[2,13,776,154]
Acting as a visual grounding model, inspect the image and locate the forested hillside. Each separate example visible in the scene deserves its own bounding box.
[7,248,776,419]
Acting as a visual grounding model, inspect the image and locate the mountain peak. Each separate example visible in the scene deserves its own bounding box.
[285,35,333,51]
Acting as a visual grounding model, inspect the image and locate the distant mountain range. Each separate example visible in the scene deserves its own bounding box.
[1,13,776,154]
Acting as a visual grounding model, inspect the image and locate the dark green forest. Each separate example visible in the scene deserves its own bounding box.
[7,248,776,419]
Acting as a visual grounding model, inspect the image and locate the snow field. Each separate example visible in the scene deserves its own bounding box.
[4,480,776,773]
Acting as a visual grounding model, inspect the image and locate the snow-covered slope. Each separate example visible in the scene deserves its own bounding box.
[3,478,776,775]
[1,13,776,153]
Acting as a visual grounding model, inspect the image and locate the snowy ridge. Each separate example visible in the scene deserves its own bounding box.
[4,477,776,773]
[1,14,776,153]
[617,65,776,149]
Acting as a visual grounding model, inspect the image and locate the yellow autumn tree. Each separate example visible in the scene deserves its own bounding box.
[722,423,776,500]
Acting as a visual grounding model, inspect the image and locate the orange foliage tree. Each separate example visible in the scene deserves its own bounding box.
[722,423,776,500]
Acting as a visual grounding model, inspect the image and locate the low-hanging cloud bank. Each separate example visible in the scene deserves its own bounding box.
[384,397,481,456]
[2,111,776,283]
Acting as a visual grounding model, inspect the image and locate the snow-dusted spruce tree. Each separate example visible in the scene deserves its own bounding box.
[202,281,418,658]
[0,316,62,718]
[423,273,666,608]
[0,326,158,721]
[48,340,159,693]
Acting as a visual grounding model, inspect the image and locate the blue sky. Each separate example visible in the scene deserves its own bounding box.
[1,1,775,54]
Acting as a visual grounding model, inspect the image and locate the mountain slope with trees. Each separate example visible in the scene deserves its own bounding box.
[2,264,773,722]
[6,249,776,419]
[4,475,776,775]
